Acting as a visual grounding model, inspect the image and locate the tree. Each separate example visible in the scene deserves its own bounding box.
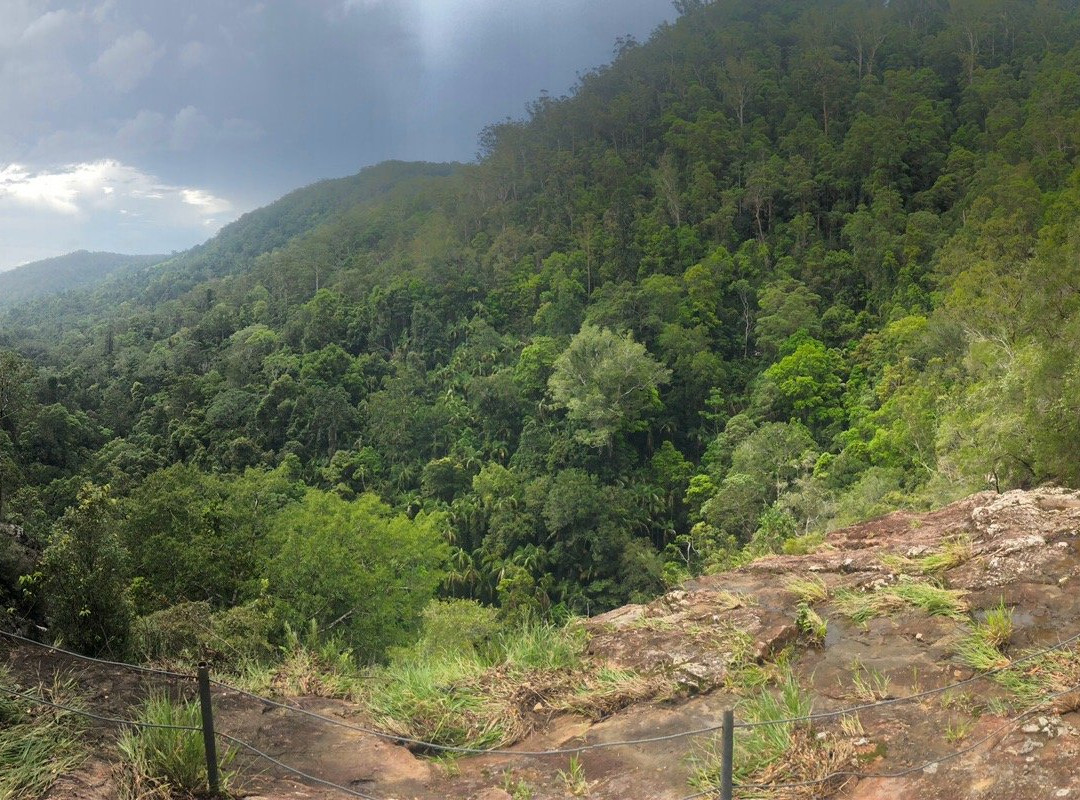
[701,421,819,539]
[0,350,33,442]
[548,324,671,450]
[121,464,302,611]
[759,337,846,437]
[40,484,133,656]
[0,430,19,521]
[754,279,822,357]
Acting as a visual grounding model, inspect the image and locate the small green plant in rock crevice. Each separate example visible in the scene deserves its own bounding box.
[796,602,828,644]
[847,658,890,702]
[558,754,589,797]
[944,717,975,743]
[501,769,535,800]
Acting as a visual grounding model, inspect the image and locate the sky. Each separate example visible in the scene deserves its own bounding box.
[0,0,677,271]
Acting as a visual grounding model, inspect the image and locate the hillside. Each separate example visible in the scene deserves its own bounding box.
[3,0,1080,795]
[4,487,1079,799]
[3,0,1080,627]
[0,251,165,309]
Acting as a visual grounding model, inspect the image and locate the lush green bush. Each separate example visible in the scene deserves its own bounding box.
[132,599,276,666]
[264,489,450,660]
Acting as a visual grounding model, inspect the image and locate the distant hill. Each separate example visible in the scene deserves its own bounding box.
[0,251,165,309]
[138,160,460,301]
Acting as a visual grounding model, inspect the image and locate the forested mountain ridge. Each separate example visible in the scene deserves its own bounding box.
[3,0,1080,665]
[0,251,166,310]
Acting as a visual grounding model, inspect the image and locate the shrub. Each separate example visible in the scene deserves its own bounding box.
[264,489,449,661]
[40,484,133,657]
[133,600,276,666]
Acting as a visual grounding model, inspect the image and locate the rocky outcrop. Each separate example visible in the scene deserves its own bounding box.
[578,486,1080,799]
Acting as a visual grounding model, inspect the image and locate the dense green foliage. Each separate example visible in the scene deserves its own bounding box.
[4,0,1080,658]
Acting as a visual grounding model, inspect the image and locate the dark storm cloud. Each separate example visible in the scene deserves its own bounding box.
[0,0,675,268]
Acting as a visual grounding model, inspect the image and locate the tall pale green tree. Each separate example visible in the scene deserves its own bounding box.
[548,324,671,450]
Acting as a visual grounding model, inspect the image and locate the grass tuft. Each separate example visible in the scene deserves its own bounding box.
[981,602,1014,649]
[787,575,829,605]
[955,604,1014,674]
[848,659,890,702]
[116,693,235,800]
[879,536,973,576]
[558,754,589,797]
[0,669,85,800]
[795,602,828,644]
[832,578,967,625]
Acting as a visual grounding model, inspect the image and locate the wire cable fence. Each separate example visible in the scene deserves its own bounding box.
[0,684,202,732]
[0,629,191,679]
[7,624,1080,752]
[201,627,1080,752]
[0,680,381,800]
[676,679,1080,800]
[5,673,1076,800]
[4,625,1080,799]
[216,732,382,800]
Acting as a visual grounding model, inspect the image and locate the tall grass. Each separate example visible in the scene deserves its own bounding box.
[365,620,587,749]
[786,575,829,605]
[365,655,510,749]
[832,578,968,624]
[0,671,85,800]
[690,675,812,791]
[116,693,234,800]
[880,536,973,576]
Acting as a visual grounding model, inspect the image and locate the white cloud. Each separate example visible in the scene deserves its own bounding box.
[0,158,237,267]
[91,30,163,92]
[20,9,78,44]
[181,188,232,216]
[0,159,231,223]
